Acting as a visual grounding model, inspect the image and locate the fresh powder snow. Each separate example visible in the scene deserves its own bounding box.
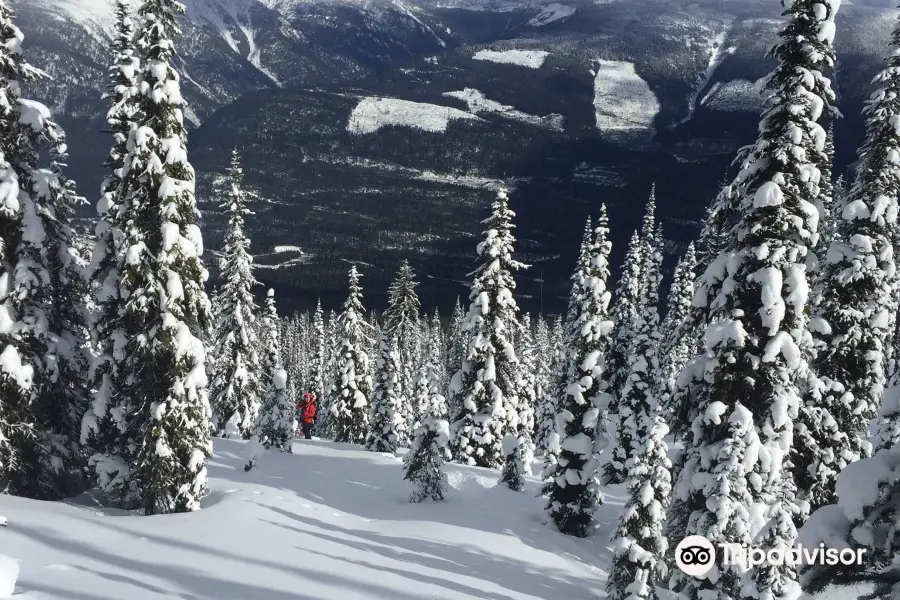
[0,438,619,599]
[592,59,660,135]
[347,97,482,135]
[472,49,550,69]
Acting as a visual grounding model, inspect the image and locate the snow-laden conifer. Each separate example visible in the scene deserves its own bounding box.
[254,369,295,452]
[445,297,466,417]
[365,331,406,453]
[260,289,282,385]
[533,317,557,457]
[516,314,537,474]
[404,351,450,503]
[605,224,663,485]
[795,13,899,515]
[310,300,328,431]
[658,243,697,405]
[449,189,526,468]
[0,0,91,499]
[383,261,421,441]
[667,0,838,596]
[607,417,671,600]
[209,150,261,438]
[543,205,613,537]
[499,434,527,492]
[799,445,900,600]
[81,0,214,514]
[330,267,372,444]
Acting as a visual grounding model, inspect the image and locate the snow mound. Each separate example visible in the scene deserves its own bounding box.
[593,59,660,135]
[443,88,564,131]
[528,3,575,26]
[347,97,482,135]
[0,554,18,598]
[473,49,549,69]
[444,468,498,493]
[700,79,767,113]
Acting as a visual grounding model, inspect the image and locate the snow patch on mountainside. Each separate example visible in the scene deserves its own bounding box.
[676,27,733,126]
[592,59,660,134]
[701,78,767,113]
[443,88,564,130]
[348,97,482,134]
[528,3,576,25]
[32,0,115,40]
[473,49,549,68]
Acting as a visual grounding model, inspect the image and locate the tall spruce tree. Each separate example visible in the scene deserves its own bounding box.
[366,331,406,453]
[330,267,372,444]
[533,316,557,457]
[383,261,421,441]
[0,0,91,499]
[658,242,698,405]
[794,18,899,516]
[260,289,282,385]
[209,150,261,438]
[667,0,839,598]
[404,342,451,503]
[607,417,672,600]
[543,205,613,537]
[310,300,327,414]
[604,223,664,485]
[449,189,526,468]
[81,0,214,515]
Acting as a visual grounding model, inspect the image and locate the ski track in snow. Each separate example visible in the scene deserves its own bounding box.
[443,88,564,131]
[347,97,482,134]
[592,59,660,134]
[1,439,621,599]
[472,49,549,68]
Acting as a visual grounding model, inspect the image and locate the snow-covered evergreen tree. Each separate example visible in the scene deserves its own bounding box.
[658,243,697,405]
[81,0,214,514]
[365,331,406,453]
[499,434,527,492]
[254,369,295,452]
[208,150,261,438]
[795,12,900,516]
[799,445,900,600]
[516,313,537,474]
[330,267,371,444]
[404,353,450,503]
[667,0,838,596]
[449,189,526,468]
[310,300,328,435]
[383,261,421,441]
[604,223,663,485]
[0,0,91,499]
[533,317,557,457]
[607,417,671,600]
[260,289,282,386]
[543,204,613,537]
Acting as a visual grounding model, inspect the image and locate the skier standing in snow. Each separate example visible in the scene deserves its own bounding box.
[299,392,318,439]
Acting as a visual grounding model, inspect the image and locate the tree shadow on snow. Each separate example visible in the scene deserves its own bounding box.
[13,522,430,600]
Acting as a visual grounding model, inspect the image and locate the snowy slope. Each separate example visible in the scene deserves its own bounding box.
[347,97,483,134]
[443,88,565,130]
[0,438,618,599]
[473,49,550,68]
[592,59,660,135]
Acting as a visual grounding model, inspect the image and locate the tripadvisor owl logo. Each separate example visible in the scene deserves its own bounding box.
[675,536,716,577]
[674,535,867,578]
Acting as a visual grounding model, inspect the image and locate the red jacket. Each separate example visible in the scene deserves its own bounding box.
[302,399,317,424]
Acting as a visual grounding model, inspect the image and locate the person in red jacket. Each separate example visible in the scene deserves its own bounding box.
[300,392,317,439]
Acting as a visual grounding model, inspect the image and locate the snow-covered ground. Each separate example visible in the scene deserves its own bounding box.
[527,3,576,26]
[347,97,483,134]
[443,88,565,130]
[0,438,618,599]
[592,59,660,135]
[473,49,550,68]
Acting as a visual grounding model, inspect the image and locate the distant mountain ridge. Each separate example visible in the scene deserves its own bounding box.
[17,0,898,313]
